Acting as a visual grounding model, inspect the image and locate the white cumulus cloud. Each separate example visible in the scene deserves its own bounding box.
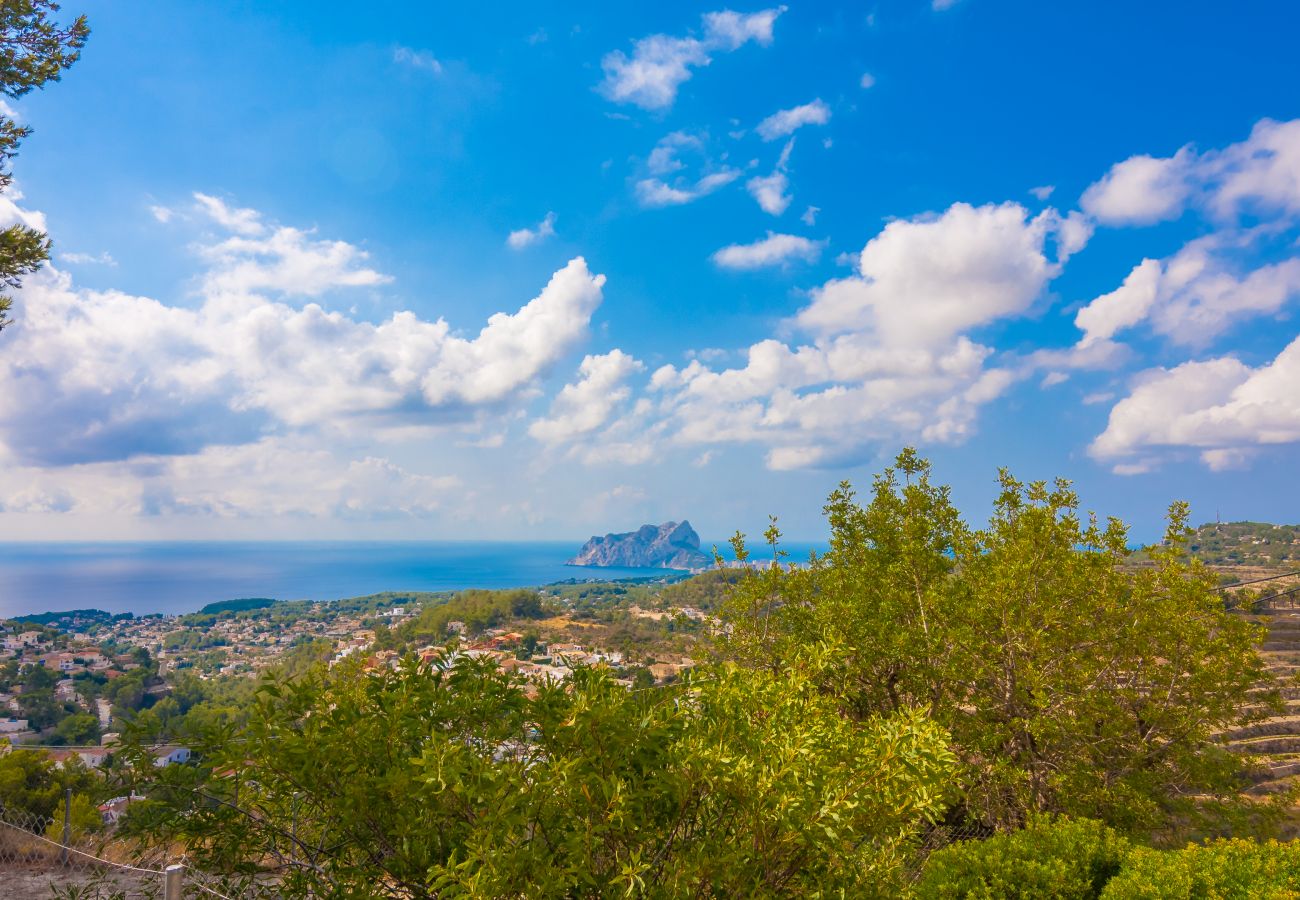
[529,350,644,444]
[1091,336,1300,471]
[1080,118,1300,226]
[644,201,1081,469]
[1074,233,1300,347]
[0,197,607,468]
[797,202,1070,346]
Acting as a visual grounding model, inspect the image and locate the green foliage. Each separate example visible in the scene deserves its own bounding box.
[23,659,56,689]
[0,1,88,100]
[917,818,1130,899]
[1099,839,1300,899]
[42,791,102,843]
[8,609,117,628]
[121,655,955,897]
[197,597,277,615]
[104,669,149,713]
[0,0,88,331]
[656,568,745,611]
[0,221,48,326]
[401,587,550,640]
[1181,521,1300,567]
[719,451,1273,836]
[162,628,228,651]
[0,745,99,822]
[50,711,98,745]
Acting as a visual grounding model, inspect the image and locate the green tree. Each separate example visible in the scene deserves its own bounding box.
[0,0,88,330]
[18,686,63,728]
[42,791,102,842]
[50,710,97,745]
[23,659,55,690]
[719,452,1275,836]
[121,654,955,897]
[0,745,99,823]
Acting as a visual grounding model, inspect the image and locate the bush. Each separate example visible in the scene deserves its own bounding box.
[1099,839,1300,899]
[916,817,1130,899]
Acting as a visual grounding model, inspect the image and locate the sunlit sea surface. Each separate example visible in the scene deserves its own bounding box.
[0,541,826,618]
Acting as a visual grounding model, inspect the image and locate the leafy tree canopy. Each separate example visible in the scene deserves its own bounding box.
[717,450,1275,836]
[121,654,955,897]
[0,0,88,331]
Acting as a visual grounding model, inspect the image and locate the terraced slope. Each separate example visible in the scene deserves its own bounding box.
[1233,609,1300,805]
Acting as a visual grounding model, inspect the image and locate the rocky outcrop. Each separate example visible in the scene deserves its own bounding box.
[567,521,712,570]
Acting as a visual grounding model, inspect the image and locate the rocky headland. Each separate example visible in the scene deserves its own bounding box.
[567,521,712,570]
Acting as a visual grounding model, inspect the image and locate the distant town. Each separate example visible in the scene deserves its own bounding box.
[0,571,736,789]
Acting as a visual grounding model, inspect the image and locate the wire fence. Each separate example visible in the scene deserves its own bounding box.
[0,797,277,899]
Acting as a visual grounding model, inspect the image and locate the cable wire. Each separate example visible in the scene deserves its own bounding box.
[1216,570,1300,591]
[0,817,165,875]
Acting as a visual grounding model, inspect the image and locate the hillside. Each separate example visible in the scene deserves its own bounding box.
[1189,521,1300,567]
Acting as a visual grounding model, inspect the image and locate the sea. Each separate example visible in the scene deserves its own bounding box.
[0,540,826,619]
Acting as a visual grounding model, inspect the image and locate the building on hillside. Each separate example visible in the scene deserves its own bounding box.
[46,746,110,769]
[0,717,29,733]
[152,746,191,767]
[75,650,108,669]
[98,794,145,825]
[41,652,80,673]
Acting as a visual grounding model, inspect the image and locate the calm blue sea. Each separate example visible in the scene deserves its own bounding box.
[0,541,825,619]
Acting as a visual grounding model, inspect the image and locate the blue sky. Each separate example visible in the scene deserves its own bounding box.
[0,0,1298,543]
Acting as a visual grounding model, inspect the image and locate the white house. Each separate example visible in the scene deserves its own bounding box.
[2,631,42,651]
[98,794,145,825]
[46,746,109,769]
[152,746,191,767]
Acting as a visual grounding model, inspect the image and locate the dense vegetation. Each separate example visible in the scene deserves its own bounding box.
[719,451,1276,836]
[198,597,278,615]
[91,451,1295,897]
[0,645,158,743]
[915,817,1300,898]
[1186,521,1300,567]
[122,656,955,897]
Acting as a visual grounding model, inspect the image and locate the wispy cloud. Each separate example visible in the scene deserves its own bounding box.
[61,251,117,267]
[756,99,831,141]
[393,46,443,74]
[506,212,557,249]
[599,7,785,110]
[712,232,825,269]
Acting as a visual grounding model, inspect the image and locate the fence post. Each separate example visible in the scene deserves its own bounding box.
[164,863,185,900]
[291,790,301,862]
[60,787,71,866]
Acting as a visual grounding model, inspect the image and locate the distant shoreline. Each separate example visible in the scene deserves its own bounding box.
[0,540,829,620]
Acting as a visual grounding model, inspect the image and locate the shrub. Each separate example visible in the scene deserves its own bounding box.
[916,817,1130,899]
[1100,839,1300,899]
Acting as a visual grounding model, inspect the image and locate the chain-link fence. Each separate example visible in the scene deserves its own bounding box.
[3,787,998,898]
[0,796,276,899]
[905,818,997,883]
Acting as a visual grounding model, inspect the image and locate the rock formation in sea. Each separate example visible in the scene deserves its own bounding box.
[567,521,712,569]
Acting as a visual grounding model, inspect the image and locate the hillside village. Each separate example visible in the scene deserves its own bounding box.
[0,577,718,770]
